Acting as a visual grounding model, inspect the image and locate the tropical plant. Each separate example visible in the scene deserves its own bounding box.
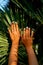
[0,0,43,65]
[0,8,28,65]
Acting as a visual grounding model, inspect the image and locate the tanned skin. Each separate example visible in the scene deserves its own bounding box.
[8,22,38,65]
[21,27,38,65]
[8,22,20,65]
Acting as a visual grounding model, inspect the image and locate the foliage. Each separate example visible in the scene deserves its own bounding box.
[0,0,43,65]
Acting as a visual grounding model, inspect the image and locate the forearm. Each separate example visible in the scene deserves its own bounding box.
[8,42,19,65]
[26,46,38,65]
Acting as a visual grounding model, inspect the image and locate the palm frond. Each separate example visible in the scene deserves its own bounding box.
[0,0,43,65]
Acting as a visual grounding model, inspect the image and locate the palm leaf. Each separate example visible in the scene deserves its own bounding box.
[0,0,43,65]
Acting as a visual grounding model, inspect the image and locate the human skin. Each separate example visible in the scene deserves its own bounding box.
[8,22,20,65]
[8,22,38,65]
[21,27,39,65]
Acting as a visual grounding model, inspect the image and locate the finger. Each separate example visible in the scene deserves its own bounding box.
[23,28,25,38]
[13,23,16,31]
[28,28,30,36]
[12,22,16,32]
[8,28,11,36]
[11,22,15,32]
[25,27,30,37]
[31,31,34,37]
[15,22,19,31]
[21,29,25,42]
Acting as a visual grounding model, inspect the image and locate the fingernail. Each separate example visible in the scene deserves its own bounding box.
[26,27,28,29]
[15,22,18,24]
[12,21,14,23]
[28,28,30,30]
[24,28,25,30]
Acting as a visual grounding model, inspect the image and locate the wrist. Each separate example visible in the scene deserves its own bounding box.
[12,41,19,48]
[26,46,33,52]
[12,40,19,44]
[12,40,19,42]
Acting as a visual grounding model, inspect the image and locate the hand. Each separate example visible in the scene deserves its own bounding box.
[21,27,34,49]
[8,22,20,44]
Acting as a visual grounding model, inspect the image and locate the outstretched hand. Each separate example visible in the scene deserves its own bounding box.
[8,22,34,48]
[8,23,38,65]
[21,27,34,49]
[8,22,20,44]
